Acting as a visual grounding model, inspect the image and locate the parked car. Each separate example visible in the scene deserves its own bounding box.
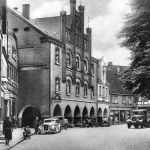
[54,116,69,129]
[38,118,61,134]
[127,109,150,129]
[82,119,98,128]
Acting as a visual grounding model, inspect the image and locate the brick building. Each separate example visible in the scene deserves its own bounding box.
[7,0,110,127]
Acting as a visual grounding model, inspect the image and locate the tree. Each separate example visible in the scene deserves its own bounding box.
[118,0,150,98]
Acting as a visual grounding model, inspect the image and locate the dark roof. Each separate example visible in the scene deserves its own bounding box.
[32,15,71,40]
[32,16,62,40]
[8,7,63,46]
[106,65,132,95]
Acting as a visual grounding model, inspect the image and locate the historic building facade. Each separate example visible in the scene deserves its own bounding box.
[0,0,19,121]
[7,1,110,127]
[106,62,134,123]
[97,58,110,122]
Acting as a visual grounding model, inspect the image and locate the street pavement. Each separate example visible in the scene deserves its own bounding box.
[0,128,35,150]
[8,124,150,150]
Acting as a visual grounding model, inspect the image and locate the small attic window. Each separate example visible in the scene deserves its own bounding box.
[24,27,30,31]
[13,28,18,32]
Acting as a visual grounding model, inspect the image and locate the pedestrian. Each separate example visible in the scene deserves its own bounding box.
[33,116,39,134]
[3,117,13,145]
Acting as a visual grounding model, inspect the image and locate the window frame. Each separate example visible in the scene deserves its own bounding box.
[55,77,60,92]
[55,47,60,65]
[84,82,88,98]
[76,81,80,96]
[66,79,71,96]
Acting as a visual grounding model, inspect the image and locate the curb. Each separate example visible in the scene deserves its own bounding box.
[7,133,35,150]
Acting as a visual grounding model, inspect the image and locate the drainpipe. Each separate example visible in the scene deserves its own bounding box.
[49,43,51,118]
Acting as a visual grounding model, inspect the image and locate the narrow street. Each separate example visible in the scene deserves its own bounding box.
[10,125,150,150]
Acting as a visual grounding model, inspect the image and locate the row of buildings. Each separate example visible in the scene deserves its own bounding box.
[0,0,135,127]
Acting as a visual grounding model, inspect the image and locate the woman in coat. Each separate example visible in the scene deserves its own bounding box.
[3,117,13,145]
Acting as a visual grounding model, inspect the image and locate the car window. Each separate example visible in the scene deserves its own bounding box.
[44,120,56,123]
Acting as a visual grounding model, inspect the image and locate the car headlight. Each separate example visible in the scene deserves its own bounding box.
[51,125,55,129]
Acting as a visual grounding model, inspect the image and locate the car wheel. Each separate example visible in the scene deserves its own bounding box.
[56,126,61,133]
[64,124,68,129]
[127,123,131,129]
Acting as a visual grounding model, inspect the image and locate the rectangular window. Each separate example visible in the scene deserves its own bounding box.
[84,84,88,97]
[55,47,60,64]
[102,86,105,97]
[84,40,88,50]
[66,80,71,95]
[122,96,126,104]
[55,78,60,92]
[76,82,80,96]
[91,87,94,98]
[91,64,94,75]
[99,86,101,97]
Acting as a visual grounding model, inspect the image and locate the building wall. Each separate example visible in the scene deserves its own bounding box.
[8,9,53,121]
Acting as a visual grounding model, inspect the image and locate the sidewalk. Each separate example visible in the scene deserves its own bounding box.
[0,128,35,150]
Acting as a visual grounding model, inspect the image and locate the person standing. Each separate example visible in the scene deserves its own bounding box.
[34,117,39,134]
[3,117,13,145]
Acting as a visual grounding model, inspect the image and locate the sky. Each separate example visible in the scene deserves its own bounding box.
[7,0,131,66]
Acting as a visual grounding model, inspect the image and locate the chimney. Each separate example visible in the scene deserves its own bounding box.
[108,62,112,66]
[22,4,30,19]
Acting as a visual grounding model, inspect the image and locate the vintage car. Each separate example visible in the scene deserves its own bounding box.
[54,116,69,129]
[127,109,150,128]
[38,118,61,134]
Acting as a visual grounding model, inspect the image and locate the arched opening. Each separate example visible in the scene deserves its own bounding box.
[53,104,62,116]
[82,107,88,120]
[90,107,95,119]
[74,105,81,126]
[104,108,108,118]
[20,106,40,128]
[97,108,102,123]
[64,105,72,124]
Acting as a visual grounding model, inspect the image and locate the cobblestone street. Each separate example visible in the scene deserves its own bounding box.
[9,125,150,150]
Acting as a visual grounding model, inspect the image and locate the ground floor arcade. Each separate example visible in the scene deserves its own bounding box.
[18,100,110,127]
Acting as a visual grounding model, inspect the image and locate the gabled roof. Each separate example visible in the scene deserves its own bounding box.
[32,16,62,40]
[8,7,63,47]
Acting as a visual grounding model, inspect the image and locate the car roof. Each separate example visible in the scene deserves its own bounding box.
[44,118,58,121]
[133,109,147,112]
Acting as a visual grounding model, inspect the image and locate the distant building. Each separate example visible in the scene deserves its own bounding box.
[106,62,134,123]
[97,58,110,122]
[7,1,110,127]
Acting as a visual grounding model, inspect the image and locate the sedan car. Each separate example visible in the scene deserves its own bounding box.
[38,118,61,134]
